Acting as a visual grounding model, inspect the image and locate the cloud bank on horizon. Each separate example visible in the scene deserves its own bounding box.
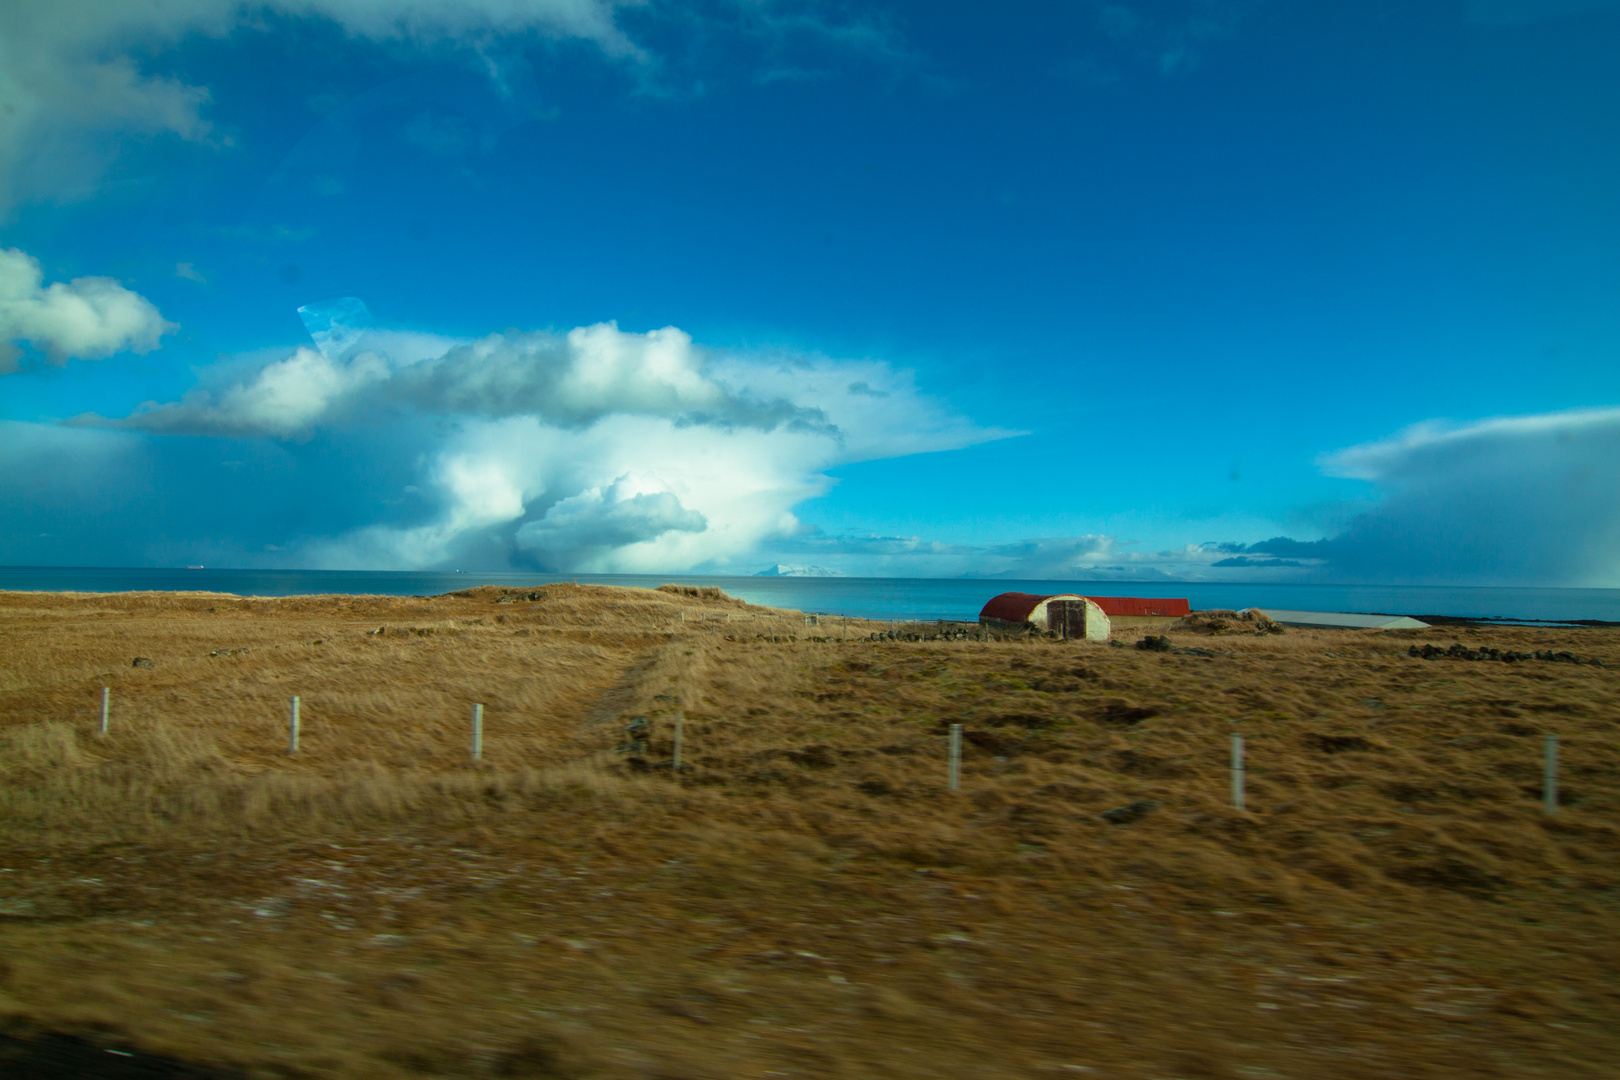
[1222,410,1620,586]
[765,407,1620,587]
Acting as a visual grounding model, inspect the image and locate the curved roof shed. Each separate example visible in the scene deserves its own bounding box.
[978,593,1110,640]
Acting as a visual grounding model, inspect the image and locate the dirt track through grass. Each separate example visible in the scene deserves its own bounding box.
[1,585,1617,1079]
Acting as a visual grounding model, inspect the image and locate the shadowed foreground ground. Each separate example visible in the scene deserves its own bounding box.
[1,584,1617,1079]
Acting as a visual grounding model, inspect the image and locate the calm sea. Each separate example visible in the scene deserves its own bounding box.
[2,566,1617,623]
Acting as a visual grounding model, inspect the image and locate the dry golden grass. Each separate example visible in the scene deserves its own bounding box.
[1,584,1618,1079]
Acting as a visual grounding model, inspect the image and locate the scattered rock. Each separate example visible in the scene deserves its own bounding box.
[1410,643,1602,666]
[1101,800,1160,825]
[1134,635,1220,658]
[131,657,155,669]
[866,628,976,642]
[207,648,249,658]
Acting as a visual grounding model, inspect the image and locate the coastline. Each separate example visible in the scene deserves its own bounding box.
[5,566,1620,624]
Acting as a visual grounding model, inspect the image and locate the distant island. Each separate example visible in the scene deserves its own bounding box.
[755,564,846,577]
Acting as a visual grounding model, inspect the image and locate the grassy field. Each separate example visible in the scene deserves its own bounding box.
[1,584,1617,1079]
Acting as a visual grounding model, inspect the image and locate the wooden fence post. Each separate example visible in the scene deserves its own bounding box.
[99,687,110,737]
[948,724,963,793]
[1231,733,1245,811]
[288,696,301,754]
[1544,734,1558,815]
[673,710,684,771]
[472,703,484,762]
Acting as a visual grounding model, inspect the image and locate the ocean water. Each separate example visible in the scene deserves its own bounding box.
[3,566,1618,623]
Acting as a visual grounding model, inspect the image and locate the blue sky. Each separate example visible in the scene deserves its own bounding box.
[2,0,1618,584]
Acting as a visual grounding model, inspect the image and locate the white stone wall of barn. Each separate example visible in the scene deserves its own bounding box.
[1030,596,1111,641]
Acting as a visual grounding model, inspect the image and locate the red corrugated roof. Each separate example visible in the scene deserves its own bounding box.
[978,592,1057,622]
[978,592,1190,622]
[1085,596,1190,618]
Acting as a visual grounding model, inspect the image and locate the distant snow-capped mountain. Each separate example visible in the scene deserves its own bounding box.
[755,564,845,577]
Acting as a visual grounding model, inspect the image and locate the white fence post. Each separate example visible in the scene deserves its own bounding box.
[1231,733,1245,811]
[99,687,110,737]
[288,696,301,754]
[673,710,684,771]
[472,703,484,762]
[1544,734,1558,815]
[948,724,963,793]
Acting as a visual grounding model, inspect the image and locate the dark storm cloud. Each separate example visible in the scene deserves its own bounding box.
[514,488,707,569]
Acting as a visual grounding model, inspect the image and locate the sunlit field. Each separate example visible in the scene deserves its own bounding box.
[2,585,1617,1078]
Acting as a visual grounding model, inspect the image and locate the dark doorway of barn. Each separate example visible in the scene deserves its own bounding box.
[1047,600,1087,639]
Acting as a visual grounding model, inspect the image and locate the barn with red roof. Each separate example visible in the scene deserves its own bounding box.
[978,593,1111,639]
[978,593,1191,638]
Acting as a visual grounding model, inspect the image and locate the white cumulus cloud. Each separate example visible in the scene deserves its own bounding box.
[300,360,997,572]
[82,313,1008,572]
[0,247,173,372]
[392,323,834,431]
[88,317,836,437]
[106,345,392,437]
